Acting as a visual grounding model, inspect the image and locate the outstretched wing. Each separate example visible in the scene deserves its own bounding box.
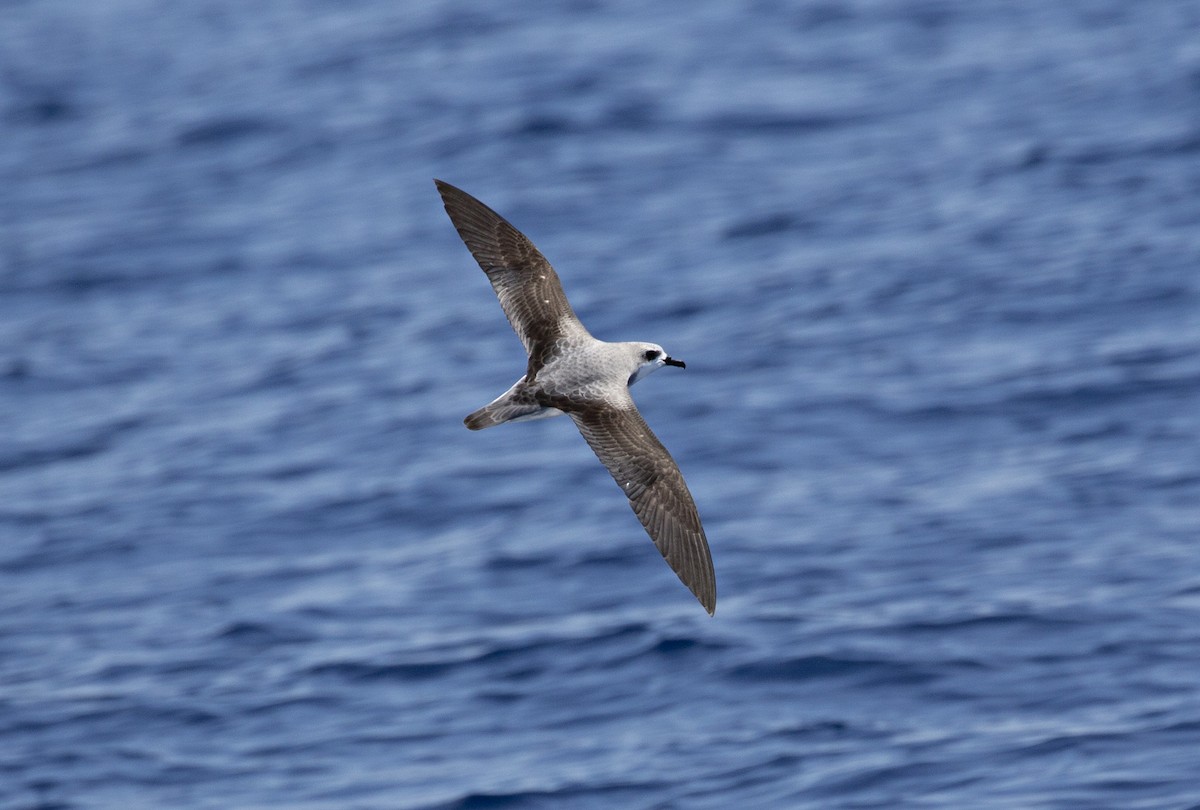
[435,179,588,375]
[570,401,717,615]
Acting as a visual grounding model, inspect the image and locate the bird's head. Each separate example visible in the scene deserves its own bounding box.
[627,342,686,386]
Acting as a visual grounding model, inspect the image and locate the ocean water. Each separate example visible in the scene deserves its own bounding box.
[3,1,1200,807]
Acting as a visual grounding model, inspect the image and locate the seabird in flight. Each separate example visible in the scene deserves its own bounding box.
[435,179,716,615]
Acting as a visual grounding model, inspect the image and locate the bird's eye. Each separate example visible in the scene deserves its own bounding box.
[644,349,659,361]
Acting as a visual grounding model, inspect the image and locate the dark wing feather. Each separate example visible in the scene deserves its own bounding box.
[435,179,587,375]
[570,405,717,615]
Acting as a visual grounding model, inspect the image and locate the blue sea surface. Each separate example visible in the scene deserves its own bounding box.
[3,1,1200,807]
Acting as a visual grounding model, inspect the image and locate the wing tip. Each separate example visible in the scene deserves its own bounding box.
[433,179,506,238]
[433,178,459,203]
[434,178,472,208]
[687,551,717,616]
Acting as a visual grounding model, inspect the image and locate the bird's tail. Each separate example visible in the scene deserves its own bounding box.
[464,380,562,430]
[464,403,511,430]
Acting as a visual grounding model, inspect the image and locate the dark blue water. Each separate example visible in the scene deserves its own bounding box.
[3,1,1200,807]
